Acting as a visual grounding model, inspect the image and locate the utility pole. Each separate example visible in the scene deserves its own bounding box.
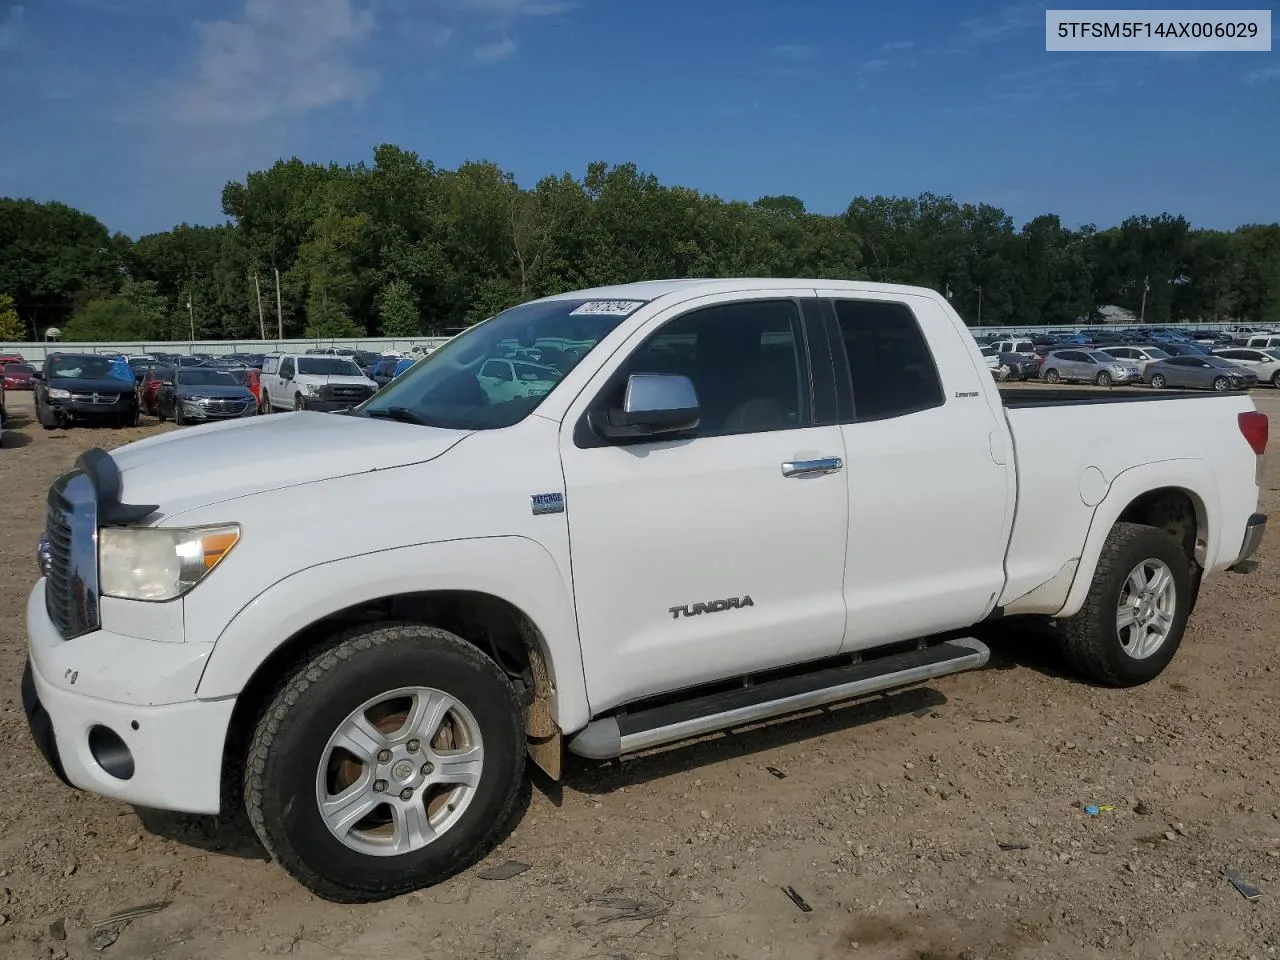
[274,267,283,341]
[1139,275,1150,323]
[187,294,195,344]
[977,286,983,326]
[252,273,266,339]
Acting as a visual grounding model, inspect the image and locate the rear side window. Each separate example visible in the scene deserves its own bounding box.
[831,299,944,422]
[262,357,278,375]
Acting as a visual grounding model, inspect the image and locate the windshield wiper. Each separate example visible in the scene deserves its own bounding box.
[364,406,435,426]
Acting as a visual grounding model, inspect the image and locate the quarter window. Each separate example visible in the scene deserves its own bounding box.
[831,299,945,422]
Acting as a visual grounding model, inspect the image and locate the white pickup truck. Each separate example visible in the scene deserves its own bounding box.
[23,279,1269,903]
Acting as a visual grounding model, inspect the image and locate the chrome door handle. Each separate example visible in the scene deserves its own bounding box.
[781,457,843,478]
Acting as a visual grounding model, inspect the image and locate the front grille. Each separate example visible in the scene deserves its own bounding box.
[320,384,374,402]
[43,472,100,640]
[69,391,123,404]
[194,397,252,414]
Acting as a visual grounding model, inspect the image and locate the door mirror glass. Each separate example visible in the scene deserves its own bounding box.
[593,373,700,441]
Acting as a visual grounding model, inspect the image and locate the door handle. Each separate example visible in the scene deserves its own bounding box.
[781,457,843,478]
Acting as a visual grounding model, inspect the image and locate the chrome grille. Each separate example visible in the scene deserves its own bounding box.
[196,396,252,414]
[69,391,123,404]
[320,384,374,402]
[43,471,100,640]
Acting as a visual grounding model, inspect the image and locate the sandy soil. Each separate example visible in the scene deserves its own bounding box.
[1,387,1278,960]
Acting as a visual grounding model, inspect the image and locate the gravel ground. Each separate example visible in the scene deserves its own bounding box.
[1,387,1278,960]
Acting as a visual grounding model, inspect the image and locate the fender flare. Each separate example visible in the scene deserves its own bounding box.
[1055,458,1217,619]
[195,536,591,731]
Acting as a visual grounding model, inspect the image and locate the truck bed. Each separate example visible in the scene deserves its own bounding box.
[999,386,1234,408]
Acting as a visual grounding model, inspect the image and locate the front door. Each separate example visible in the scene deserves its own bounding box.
[560,293,849,713]
[817,291,1014,650]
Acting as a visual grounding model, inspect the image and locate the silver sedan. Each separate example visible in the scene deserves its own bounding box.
[1040,349,1142,386]
[1142,355,1259,391]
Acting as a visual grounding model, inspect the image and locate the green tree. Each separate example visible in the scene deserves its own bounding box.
[0,292,24,341]
[63,298,148,340]
[379,279,419,336]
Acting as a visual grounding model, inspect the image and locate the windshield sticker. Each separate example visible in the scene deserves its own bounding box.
[569,300,646,317]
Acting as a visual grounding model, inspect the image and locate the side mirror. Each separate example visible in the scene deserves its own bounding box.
[591,373,700,441]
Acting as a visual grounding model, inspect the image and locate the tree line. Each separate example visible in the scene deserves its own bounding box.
[1,143,1278,344]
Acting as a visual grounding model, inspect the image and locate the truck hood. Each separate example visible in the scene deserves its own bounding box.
[110,411,472,521]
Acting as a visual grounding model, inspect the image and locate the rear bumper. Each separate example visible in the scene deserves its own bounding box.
[1229,513,1267,573]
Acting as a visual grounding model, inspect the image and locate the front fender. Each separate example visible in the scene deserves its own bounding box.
[1056,458,1217,619]
[194,536,590,731]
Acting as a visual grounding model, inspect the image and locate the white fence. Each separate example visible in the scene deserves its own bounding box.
[0,336,453,363]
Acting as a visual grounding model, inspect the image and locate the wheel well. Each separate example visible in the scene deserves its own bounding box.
[219,590,550,812]
[1116,487,1205,570]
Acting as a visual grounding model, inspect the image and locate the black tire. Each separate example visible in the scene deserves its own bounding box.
[1271,371,1280,388]
[174,405,187,425]
[1212,376,1229,392]
[1095,371,1112,387]
[1058,522,1192,687]
[1044,368,1061,384]
[38,403,58,430]
[261,391,271,413]
[1150,374,1166,390]
[243,624,525,903]
[293,393,304,412]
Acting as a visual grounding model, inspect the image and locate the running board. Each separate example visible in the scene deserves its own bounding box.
[567,638,989,760]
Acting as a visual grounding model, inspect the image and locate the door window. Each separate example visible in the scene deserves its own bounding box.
[279,358,295,379]
[830,299,944,421]
[605,300,810,438]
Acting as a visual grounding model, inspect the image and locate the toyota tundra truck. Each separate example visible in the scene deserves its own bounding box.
[22,279,1269,903]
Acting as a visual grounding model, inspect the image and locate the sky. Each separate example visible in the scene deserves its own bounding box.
[0,0,1277,237]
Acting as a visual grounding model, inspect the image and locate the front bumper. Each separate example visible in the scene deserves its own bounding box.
[47,397,137,419]
[22,580,234,814]
[180,403,258,421]
[1229,513,1267,573]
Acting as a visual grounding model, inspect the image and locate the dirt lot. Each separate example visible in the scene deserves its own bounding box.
[1,387,1279,960]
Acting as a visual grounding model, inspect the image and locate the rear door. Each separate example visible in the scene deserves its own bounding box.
[816,290,1014,651]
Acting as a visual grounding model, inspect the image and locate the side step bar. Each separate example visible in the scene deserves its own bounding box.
[567,637,989,760]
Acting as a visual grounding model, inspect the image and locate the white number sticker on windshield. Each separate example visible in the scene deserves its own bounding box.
[569,300,645,316]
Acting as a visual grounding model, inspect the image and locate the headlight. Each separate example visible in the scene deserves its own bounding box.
[304,382,320,395]
[47,387,71,399]
[99,524,240,601]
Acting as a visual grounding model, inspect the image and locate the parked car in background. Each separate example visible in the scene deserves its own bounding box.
[1243,335,1280,351]
[4,362,37,390]
[1161,342,1212,358]
[1100,345,1171,372]
[33,353,140,428]
[156,367,260,424]
[127,358,164,384]
[228,367,263,408]
[259,353,379,412]
[371,355,405,387]
[1213,348,1280,387]
[988,338,1037,358]
[175,356,210,367]
[1143,355,1258,391]
[0,352,26,367]
[138,366,172,416]
[1040,349,1141,386]
[992,351,1039,381]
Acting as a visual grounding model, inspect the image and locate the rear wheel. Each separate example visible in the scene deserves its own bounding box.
[1058,522,1192,687]
[261,391,272,413]
[1212,376,1229,392]
[1095,371,1112,387]
[1272,371,1280,388]
[243,624,525,903]
[1150,374,1167,389]
[1044,368,1061,384]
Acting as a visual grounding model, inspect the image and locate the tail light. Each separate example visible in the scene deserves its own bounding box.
[1239,411,1269,456]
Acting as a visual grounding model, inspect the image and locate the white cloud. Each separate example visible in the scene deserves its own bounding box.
[474,36,517,62]
[462,0,573,15]
[164,0,375,126]
[0,4,24,50]
[1245,65,1280,83]
[881,40,914,51]
[961,3,1039,44]
[857,58,890,74]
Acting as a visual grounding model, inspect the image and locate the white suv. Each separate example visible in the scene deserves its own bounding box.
[259,353,379,413]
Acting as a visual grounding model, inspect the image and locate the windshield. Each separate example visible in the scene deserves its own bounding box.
[1265,350,1280,361]
[358,297,642,429]
[47,355,133,381]
[1144,348,1171,359]
[298,357,363,376]
[5,363,34,374]
[177,369,240,386]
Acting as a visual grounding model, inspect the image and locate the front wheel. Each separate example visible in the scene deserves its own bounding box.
[243,624,525,903]
[1058,522,1192,687]
[294,394,305,412]
[1212,376,1229,392]
[1150,374,1167,390]
[1271,371,1280,388]
[1095,371,1112,387]
[1044,368,1061,384]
